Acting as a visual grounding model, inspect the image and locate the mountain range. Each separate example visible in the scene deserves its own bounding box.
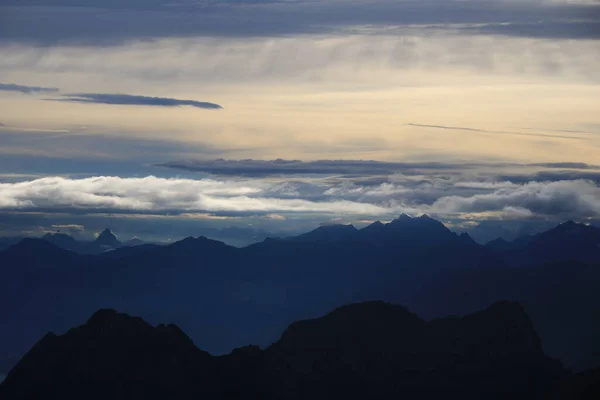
[3,301,589,400]
[0,215,599,378]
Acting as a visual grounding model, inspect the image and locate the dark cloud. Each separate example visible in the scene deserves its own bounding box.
[407,123,590,141]
[53,93,223,109]
[158,159,487,177]
[157,159,599,178]
[0,129,225,179]
[463,20,600,40]
[0,82,59,94]
[499,170,600,186]
[530,163,595,170]
[1,1,598,44]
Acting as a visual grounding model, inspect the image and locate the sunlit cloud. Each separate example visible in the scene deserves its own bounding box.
[1,175,599,221]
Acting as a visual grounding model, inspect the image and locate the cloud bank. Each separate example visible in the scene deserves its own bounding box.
[55,93,223,109]
[1,0,599,44]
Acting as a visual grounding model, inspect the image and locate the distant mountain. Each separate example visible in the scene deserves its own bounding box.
[290,224,358,242]
[490,221,600,267]
[1,216,599,378]
[42,232,80,251]
[288,214,486,251]
[94,228,122,248]
[122,237,145,247]
[0,302,568,400]
[485,236,532,251]
[70,228,124,255]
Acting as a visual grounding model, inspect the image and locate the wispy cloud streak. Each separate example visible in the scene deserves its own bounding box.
[0,82,59,94]
[54,93,223,109]
[407,123,590,140]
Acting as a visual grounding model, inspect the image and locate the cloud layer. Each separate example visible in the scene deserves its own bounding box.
[1,174,599,223]
[1,0,598,44]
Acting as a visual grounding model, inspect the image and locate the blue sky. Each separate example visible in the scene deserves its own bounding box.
[0,0,599,244]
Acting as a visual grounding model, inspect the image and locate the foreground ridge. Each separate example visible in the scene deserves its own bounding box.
[0,301,578,400]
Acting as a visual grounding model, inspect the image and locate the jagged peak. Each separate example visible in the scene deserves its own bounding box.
[95,228,121,246]
[98,228,116,236]
[360,220,385,232]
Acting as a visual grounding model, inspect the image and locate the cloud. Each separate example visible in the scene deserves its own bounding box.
[157,159,599,178]
[0,82,59,94]
[431,179,600,218]
[51,223,85,233]
[159,159,446,176]
[463,20,600,40]
[407,123,590,140]
[54,93,223,109]
[0,176,403,216]
[1,175,599,222]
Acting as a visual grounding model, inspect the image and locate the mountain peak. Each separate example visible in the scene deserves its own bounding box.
[94,229,121,247]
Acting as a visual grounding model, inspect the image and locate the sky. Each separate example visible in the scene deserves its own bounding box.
[0,0,599,245]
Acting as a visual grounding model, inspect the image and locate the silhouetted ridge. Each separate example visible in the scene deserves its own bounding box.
[169,236,231,252]
[262,300,565,400]
[291,224,358,242]
[4,238,76,261]
[42,232,79,250]
[0,308,214,400]
[0,301,567,400]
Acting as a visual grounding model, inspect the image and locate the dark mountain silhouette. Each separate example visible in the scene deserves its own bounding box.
[485,235,532,251]
[42,232,80,251]
[94,228,122,247]
[490,221,600,266]
[0,309,219,400]
[2,237,79,264]
[287,214,475,247]
[0,216,599,378]
[551,367,600,400]
[70,228,124,255]
[0,301,568,400]
[290,223,358,242]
